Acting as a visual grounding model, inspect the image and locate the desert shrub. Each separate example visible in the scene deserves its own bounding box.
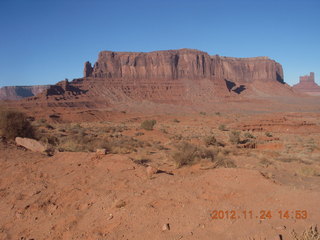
[160,128,168,134]
[173,119,180,123]
[59,135,111,152]
[109,136,145,154]
[172,142,199,168]
[40,135,60,146]
[304,138,318,152]
[276,157,300,163]
[204,135,222,147]
[204,135,217,146]
[131,157,150,166]
[199,112,206,116]
[265,132,273,137]
[199,147,218,161]
[217,158,237,168]
[135,132,144,136]
[229,131,241,145]
[218,124,227,131]
[291,225,320,240]
[0,109,35,140]
[39,118,47,124]
[244,132,255,139]
[259,158,272,167]
[172,142,236,168]
[141,120,157,131]
[103,125,128,133]
[215,112,221,116]
[299,167,320,177]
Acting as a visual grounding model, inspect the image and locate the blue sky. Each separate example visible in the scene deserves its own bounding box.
[0,0,319,87]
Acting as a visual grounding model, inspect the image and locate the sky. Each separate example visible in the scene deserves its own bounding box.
[0,0,319,87]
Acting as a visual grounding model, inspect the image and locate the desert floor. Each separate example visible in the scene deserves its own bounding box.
[1,111,320,240]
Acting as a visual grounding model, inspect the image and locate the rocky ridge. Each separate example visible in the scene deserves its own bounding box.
[0,85,50,100]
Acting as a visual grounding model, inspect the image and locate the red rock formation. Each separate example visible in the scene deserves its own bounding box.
[292,72,320,96]
[73,48,289,104]
[84,61,93,78]
[15,49,294,110]
[86,49,284,85]
[0,85,50,101]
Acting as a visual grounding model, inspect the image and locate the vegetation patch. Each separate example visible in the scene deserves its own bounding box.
[229,131,241,145]
[0,109,35,140]
[141,120,157,131]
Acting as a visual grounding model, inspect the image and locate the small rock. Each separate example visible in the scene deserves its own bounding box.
[107,213,113,220]
[275,226,286,230]
[162,223,170,231]
[15,137,47,153]
[146,166,158,178]
[114,200,126,208]
[96,148,107,155]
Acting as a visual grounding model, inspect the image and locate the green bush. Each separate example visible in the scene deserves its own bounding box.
[0,109,35,140]
[141,120,157,131]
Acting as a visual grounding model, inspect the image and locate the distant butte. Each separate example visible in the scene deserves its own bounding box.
[1,49,298,107]
[292,72,320,96]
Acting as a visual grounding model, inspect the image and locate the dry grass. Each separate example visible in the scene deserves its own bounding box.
[58,135,111,152]
[172,141,236,168]
[298,167,320,177]
[229,131,241,145]
[291,225,320,240]
[259,158,272,167]
[203,135,222,147]
[172,142,199,168]
[218,124,227,131]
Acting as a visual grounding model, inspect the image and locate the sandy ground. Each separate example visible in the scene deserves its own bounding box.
[1,110,320,240]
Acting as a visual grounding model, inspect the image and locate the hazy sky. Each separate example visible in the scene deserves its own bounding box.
[0,0,319,87]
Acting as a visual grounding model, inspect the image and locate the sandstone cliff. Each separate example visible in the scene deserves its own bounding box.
[0,85,50,101]
[84,49,284,85]
[15,49,294,110]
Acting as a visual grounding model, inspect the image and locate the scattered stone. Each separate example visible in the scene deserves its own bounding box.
[238,141,256,149]
[275,226,286,230]
[162,223,170,231]
[15,137,47,153]
[107,213,113,220]
[96,148,107,155]
[114,200,126,208]
[146,166,158,178]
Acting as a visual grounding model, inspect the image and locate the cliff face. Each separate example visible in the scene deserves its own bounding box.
[0,85,50,100]
[84,49,284,85]
[13,49,292,110]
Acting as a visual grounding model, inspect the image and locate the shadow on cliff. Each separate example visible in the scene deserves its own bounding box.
[276,73,285,84]
[225,79,246,94]
[15,88,35,98]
